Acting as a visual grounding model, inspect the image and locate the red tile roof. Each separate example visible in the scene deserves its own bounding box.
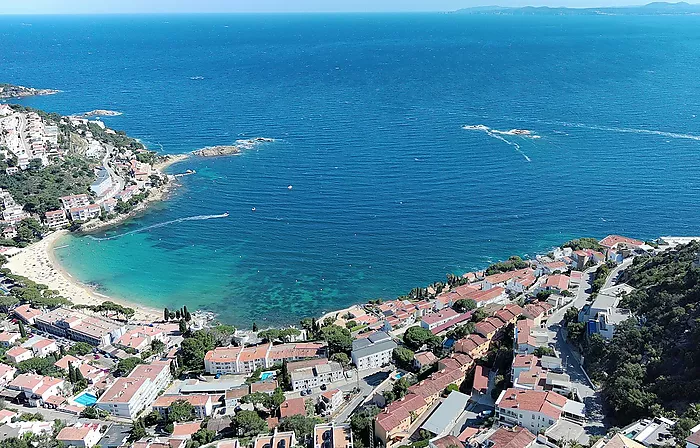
[599,235,644,249]
[488,427,536,448]
[279,397,306,418]
[496,388,567,420]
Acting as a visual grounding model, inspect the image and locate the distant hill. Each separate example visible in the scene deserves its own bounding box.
[452,2,700,15]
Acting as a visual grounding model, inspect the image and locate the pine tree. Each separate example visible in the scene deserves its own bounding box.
[178,319,187,334]
[175,310,181,319]
[18,320,27,338]
[75,364,85,382]
[183,305,188,315]
[184,310,191,322]
[252,322,258,332]
[164,308,170,321]
[59,344,66,358]
[68,363,76,383]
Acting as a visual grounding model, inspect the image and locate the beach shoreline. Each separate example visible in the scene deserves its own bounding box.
[6,230,163,323]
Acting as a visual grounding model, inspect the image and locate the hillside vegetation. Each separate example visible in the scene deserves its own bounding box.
[583,241,700,434]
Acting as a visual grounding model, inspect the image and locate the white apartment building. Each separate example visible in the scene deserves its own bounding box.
[204,342,325,375]
[495,388,585,435]
[351,331,397,371]
[289,360,344,391]
[95,361,171,419]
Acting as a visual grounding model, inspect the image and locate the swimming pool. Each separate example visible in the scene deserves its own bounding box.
[74,392,97,406]
[260,371,276,381]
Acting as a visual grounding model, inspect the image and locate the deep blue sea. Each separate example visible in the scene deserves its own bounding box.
[2,13,700,326]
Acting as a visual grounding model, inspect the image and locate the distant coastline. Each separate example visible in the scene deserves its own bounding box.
[0,83,59,99]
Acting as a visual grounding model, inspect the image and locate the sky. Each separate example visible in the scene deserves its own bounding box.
[0,0,672,14]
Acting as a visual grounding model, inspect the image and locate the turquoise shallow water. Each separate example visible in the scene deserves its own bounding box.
[3,14,700,325]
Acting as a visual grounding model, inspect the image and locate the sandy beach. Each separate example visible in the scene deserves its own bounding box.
[6,230,162,322]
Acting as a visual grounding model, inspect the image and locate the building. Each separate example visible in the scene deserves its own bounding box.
[56,424,103,448]
[8,373,65,406]
[0,363,18,386]
[482,427,536,448]
[0,331,20,347]
[279,396,306,419]
[420,391,470,437]
[97,424,131,448]
[351,331,397,371]
[95,361,171,419]
[495,388,585,434]
[579,289,634,339]
[454,333,490,359]
[91,167,114,197]
[70,204,102,221]
[514,319,549,355]
[288,359,344,392]
[314,423,353,448]
[34,307,126,346]
[687,428,700,448]
[6,346,33,363]
[171,421,204,440]
[620,417,677,447]
[413,351,438,370]
[253,429,297,448]
[318,389,344,415]
[23,336,59,357]
[375,393,429,447]
[152,394,213,419]
[59,194,90,210]
[45,209,69,229]
[13,304,43,325]
[543,275,570,294]
[204,342,325,375]
[473,365,489,396]
[421,309,461,331]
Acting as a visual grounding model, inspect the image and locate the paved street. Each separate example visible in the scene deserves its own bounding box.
[546,264,607,439]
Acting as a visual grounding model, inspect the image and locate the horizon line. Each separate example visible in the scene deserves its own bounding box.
[0,2,697,16]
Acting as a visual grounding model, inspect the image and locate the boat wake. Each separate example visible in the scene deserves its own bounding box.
[462,125,535,162]
[87,213,229,241]
[546,120,700,142]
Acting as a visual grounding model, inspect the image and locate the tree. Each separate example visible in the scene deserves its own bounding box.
[231,410,267,437]
[18,320,26,338]
[350,406,380,448]
[485,256,528,276]
[164,307,170,321]
[252,322,258,332]
[533,347,555,358]
[330,352,350,367]
[129,418,147,442]
[180,330,216,371]
[403,326,438,351]
[167,400,195,423]
[392,347,415,370]
[190,428,216,447]
[471,308,487,323]
[67,342,93,356]
[116,357,143,376]
[15,218,44,244]
[151,339,166,354]
[279,414,323,443]
[452,299,477,313]
[392,377,410,400]
[446,322,476,341]
[320,325,353,355]
[179,319,188,334]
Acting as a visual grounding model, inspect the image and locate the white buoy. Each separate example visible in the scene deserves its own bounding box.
[287,185,293,190]
[252,207,256,212]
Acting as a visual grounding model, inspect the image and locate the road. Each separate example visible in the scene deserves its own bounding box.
[603,258,633,290]
[330,369,392,423]
[546,264,607,440]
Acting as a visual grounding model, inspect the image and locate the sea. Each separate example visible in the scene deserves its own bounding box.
[2,13,700,326]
